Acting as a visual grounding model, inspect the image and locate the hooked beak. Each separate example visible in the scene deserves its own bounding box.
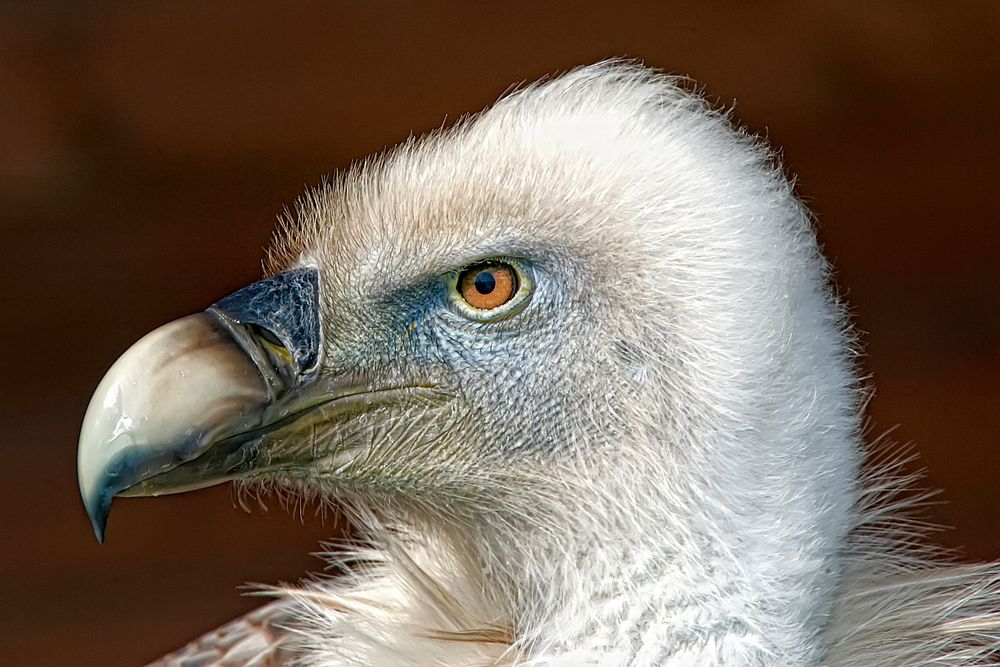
[78,268,325,542]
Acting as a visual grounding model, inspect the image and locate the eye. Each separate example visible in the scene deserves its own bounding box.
[449,259,532,321]
[457,262,518,310]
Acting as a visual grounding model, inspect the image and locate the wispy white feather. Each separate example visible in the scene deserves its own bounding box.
[156,62,999,666]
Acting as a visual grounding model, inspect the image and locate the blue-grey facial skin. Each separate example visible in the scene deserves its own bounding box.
[298,242,634,502]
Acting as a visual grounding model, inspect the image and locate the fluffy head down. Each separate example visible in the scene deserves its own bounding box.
[254,62,864,664]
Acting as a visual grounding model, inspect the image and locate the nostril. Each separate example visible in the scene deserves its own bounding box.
[250,324,286,349]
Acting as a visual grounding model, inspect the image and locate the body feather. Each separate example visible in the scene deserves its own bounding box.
[146,63,1000,666]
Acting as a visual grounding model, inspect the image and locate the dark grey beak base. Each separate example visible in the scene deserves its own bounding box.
[212,267,321,378]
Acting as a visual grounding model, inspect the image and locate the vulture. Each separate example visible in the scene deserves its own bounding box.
[78,63,1000,666]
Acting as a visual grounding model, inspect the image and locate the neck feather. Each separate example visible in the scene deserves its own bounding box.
[420,449,849,665]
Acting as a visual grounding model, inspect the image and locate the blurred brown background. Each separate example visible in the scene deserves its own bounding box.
[2,2,998,665]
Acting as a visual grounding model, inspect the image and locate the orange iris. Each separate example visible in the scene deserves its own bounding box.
[458,262,518,310]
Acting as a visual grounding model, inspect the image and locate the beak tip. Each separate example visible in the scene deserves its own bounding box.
[83,491,111,544]
[92,517,107,544]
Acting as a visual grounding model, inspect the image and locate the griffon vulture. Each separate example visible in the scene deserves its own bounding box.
[78,63,1000,666]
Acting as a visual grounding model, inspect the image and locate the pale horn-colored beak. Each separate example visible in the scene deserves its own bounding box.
[78,268,323,542]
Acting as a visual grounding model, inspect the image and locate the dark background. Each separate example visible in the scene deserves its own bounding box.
[2,3,998,665]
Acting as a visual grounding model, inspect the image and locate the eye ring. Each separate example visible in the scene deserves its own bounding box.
[450,259,532,321]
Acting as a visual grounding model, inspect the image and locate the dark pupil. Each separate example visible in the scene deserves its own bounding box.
[473,270,496,295]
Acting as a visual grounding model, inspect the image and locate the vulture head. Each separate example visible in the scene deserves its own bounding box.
[78,63,999,665]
